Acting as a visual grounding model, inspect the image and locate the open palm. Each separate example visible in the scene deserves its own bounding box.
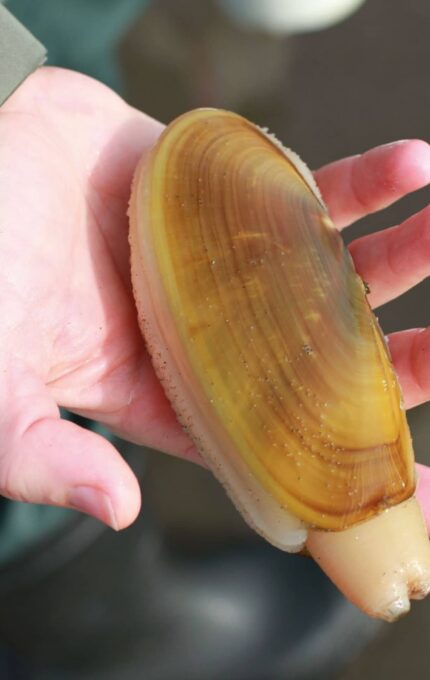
[1,67,430,530]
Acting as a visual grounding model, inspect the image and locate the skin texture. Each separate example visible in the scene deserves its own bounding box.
[1,66,430,530]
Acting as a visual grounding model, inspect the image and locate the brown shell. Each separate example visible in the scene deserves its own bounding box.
[129,108,415,547]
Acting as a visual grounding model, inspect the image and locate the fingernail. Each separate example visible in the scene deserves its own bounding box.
[69,486,118,530]
[380,140,411,149]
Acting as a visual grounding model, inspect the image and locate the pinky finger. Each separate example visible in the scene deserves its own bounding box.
[415,464,430,534]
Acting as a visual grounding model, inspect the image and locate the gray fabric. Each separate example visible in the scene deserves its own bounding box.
[0,4,46,105]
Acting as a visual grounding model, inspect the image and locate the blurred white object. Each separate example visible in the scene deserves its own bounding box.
[217,0,366,34]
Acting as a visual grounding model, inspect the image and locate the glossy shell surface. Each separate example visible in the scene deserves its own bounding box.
[129,109,415,549]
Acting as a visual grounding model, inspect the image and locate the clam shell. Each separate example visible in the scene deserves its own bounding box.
[129,109,415,550]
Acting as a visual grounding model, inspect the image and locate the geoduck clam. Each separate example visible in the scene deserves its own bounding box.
[129,108,430,621]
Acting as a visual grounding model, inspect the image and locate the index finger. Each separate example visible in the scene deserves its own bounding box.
[314,139,430,230]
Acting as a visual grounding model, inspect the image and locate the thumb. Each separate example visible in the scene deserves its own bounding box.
[0,362,141,529]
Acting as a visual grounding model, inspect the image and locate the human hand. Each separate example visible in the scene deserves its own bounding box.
[1,67,430,531]
[0,67,194,530]
[315,144,430,528]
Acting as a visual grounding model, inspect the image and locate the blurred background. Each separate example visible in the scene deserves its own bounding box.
[2,0,430,678]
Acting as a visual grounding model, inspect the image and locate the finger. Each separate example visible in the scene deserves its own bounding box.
[387,328,430,409]
[415,464,430,534]
[314,140,430,230]
[0,363,140,529]
[349,205,430,308]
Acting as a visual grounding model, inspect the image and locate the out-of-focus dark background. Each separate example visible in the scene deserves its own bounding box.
[2,0,430,678]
